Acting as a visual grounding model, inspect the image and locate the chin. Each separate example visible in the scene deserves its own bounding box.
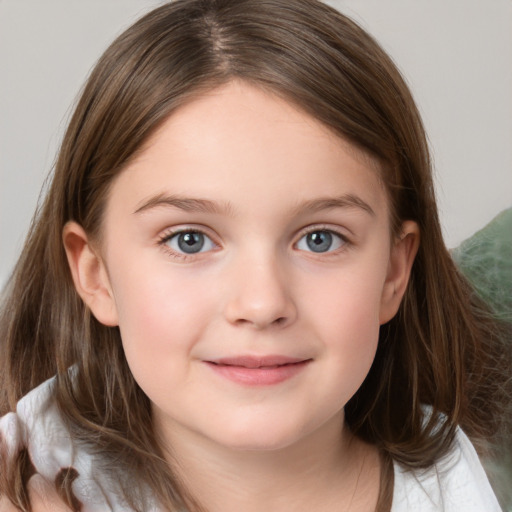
[208,422,309,452]
[223,437,299,453]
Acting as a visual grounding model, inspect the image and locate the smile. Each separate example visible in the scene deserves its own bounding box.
[204,356,312,386]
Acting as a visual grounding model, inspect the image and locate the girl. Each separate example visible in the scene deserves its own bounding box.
[0,0,510,511]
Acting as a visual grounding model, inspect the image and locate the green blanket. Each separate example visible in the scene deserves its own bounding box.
[452,208,512,323]
[452,207,512,511]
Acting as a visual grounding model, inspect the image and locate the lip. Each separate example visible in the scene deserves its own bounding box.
[204,355,312,386]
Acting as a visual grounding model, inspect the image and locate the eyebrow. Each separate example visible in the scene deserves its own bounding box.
[133,193,234,215]
[292,194,375,217]
[133,192,375,217]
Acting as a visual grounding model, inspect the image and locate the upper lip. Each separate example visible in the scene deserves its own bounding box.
[208,355,310,368]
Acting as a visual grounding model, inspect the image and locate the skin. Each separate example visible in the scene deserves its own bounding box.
[63,81,419,511]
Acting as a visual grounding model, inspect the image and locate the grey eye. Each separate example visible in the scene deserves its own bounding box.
[296,230,344,253]
[167,231,215,254]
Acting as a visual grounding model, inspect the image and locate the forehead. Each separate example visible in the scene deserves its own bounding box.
[106,81,388,220]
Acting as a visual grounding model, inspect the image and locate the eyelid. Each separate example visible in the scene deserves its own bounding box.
[156,223,351,260]
[157,225,220,259]
[294,225,351,253]
[296,224,350,240]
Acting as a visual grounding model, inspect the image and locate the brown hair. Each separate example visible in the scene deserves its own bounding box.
[1,0,510,510]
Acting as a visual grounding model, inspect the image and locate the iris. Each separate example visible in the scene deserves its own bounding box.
[306,231,333,253]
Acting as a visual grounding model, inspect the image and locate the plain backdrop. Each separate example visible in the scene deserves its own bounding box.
[1,0,511,287]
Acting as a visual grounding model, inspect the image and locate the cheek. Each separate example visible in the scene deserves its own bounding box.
[305,262,387,331]
[108,259,216,372]
[302,263,386,388]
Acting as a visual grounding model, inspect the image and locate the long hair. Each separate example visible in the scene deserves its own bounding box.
[1,0,510,510]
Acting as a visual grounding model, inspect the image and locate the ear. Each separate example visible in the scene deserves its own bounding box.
[379,220,420,324]
[62,221,119,326]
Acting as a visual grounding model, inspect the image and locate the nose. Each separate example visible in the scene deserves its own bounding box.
[223,253,298,329]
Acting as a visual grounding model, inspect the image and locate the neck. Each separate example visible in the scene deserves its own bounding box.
[157,413,381,512]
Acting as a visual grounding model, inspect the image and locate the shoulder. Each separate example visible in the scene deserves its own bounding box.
[0,475,73,512]
[391,427,503,512]
[0,377,72,512]
[0,375,159,511]
[0,376,128,511]
[0,375,69,473]
[0,377,55,471]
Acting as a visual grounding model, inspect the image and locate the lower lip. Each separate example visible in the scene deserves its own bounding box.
[205,360,311,386]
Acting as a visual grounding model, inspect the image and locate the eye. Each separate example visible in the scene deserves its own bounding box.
[164,230,216,255]
[296,230,346,253]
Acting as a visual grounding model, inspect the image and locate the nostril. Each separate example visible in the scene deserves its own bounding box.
[233,316,288,329]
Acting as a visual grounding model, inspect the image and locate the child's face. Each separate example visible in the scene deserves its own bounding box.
[72,81,417,453]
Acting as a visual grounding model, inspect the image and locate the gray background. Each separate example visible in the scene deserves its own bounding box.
[1,0,511,287]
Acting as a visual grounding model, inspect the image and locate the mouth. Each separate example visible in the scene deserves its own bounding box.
[204,355,312,386]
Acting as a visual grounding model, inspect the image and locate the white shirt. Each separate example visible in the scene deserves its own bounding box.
[0,376,503,511]
[392,426,502,511]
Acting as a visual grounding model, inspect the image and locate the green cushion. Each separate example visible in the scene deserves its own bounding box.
[452,207,512,323]
[451,207,512,511]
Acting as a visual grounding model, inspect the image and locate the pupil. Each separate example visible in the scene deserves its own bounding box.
[307,231,332,253]
[178,232,204,253]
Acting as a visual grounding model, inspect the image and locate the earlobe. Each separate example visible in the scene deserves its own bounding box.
[379,220,420,324]
[62,221,119,327]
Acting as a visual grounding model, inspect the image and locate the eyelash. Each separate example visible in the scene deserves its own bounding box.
[157,228,218,260]
[157,225,351,261]
[295,226,350,256]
